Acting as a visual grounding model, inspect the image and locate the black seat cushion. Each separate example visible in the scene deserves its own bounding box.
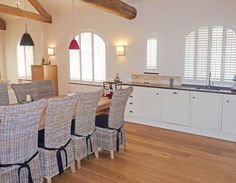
[38,129,45,147]
[95,114,109,128]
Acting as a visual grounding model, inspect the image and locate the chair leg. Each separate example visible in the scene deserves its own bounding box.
[46,178,52,183]
[124,142,127,151]
[71,162,76,173]
[76,160,81,169]
[95,151,99,158]
[110,151,115,159]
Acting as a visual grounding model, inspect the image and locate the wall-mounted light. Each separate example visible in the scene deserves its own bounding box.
[48,47,55,56]
[116,45,126,56]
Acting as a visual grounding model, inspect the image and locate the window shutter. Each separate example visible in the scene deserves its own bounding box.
[17,45,26,78]
[184,32,195,79]
[146,37,158,71]
[25,46,34,78]
[196,27,209,80]
[69,50,80,80]
[69,32,106,82]
[224,28,236,81]
[81,32,93,81]
[93,34,106,82]
[210,26,223,81]
[17,45,34,78]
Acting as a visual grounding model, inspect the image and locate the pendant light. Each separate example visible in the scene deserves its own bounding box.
[69,0,79,50]
[20,0,34,46]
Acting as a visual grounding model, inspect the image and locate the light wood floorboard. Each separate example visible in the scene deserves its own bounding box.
[48,122,236,183]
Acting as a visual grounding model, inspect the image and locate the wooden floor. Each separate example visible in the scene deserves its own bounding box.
[50,122,236,183]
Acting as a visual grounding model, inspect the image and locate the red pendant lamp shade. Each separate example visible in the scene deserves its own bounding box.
[69,38,80,50]
[69,0,79,50]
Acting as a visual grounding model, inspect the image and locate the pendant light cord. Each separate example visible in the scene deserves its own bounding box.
[23,0,27,32]
[72,0,75,38]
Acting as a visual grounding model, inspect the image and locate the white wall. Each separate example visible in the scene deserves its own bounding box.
[4,19,44,83]
[2,0,236,93]
[42,0,236,94]
[0,31,5,79]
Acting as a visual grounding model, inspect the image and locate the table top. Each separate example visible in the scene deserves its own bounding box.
[39,97,111,130]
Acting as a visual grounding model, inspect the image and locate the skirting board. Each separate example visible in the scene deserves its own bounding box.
[125,117,236,142]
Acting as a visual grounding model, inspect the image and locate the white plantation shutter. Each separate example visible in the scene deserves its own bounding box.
[17,44,34,78]
[196,27,209,80]
[146,37,158,71]
[184,25,236,85]
[184,32,195,79]
[69,32,106,82]
[93,34,106,82]
[81,32,93,81]
[69,49,80,80]
[224,28,236,81]
[210,26,223,81]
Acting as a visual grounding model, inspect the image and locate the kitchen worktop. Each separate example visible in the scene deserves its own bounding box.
[122,82,236,95]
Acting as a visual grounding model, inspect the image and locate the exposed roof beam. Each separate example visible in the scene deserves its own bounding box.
[27,0,51,18]
[80,0,137,20]
[0,3,52,23]
[0,17,6,30]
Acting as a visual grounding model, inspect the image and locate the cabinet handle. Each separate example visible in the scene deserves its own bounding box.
[129,110,133,113]
[130,96,133,98]
[173,92,178,95]
[193,97,196,99]
[226,100,229,103]
[157,93,159,95]
[129,102,133,105]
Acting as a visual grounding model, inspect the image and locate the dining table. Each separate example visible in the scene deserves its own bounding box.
[39,96,111,130]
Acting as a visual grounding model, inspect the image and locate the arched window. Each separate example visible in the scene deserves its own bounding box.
[17,43,34,78]
[69,32,106,82]
[184,25,236,85]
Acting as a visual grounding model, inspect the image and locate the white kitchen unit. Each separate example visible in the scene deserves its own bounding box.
[141,87,161,122]
[125,86,142,120]
[124,84,236,142]
[222,94,236,134]
[190,91,222,131]
[160,89,190,126]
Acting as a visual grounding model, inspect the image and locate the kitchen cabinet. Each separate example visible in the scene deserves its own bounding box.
[125,86,142,120]
[160,89,190,126]
[141,87,161,121]
[190,92,222,131]
[222,95,236,134]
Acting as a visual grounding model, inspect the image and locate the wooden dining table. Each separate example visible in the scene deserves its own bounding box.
[39,96,111,130]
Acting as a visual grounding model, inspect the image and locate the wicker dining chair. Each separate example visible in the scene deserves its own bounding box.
[34,80,55,99]
[0,83,9,106]
[71,89,103,169]
[95,86,133,159]
[0,99,47,183]
[38,95,78,183]
[11,83,39,103]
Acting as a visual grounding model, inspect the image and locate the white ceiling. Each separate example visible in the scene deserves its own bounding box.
[0,0,156,20]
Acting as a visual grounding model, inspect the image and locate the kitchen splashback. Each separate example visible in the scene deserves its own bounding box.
[131,74,181,86]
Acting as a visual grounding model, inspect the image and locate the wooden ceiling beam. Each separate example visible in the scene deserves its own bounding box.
[80,0,137,20]
[27,0,51,18]
[0,17,6,30]
[0,3,52,23]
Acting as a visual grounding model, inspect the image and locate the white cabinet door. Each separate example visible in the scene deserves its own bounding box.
[190,92,222,131]
[141,87,161,121]
[222,95,236,134]
[125,86,142,120]
[160,89,190,126]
